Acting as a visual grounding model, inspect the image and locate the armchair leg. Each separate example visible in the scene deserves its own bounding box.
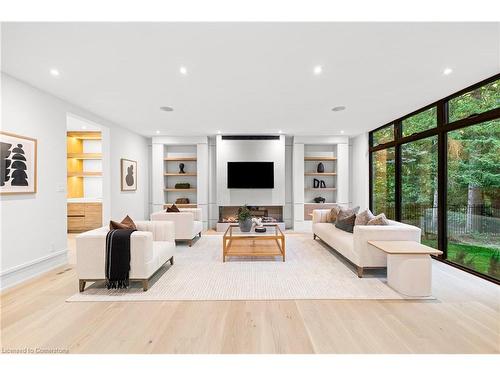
[79,280,86,292]
[199,232,202,237]
[142,280,149,291]
[357,266,364,278]
[169,256,174,265]
[313,233,317,240]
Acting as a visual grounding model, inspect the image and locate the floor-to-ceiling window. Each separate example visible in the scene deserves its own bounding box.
[369,74,500,283]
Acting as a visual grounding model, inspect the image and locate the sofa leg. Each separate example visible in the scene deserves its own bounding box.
[188,239,193,247]
[313,233,317,240]
[79,280,86,292]
[357,266,364,278]
[142,280,149,291]
[199,232,202,237]
[169,256,174,265]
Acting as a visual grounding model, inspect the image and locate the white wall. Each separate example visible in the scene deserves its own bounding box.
[0,74,149,289]
[350,132,370,210]
[216,135,286,206]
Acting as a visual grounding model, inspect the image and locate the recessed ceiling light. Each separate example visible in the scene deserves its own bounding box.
[49,68,60,77]
[332,106,346,112]
[278,130,283,134]
[179,66,188,75]
[443,67,453,75]
[81,125,87,130]
[340,130,345,134]
[160,106,174,112]
[313,65,323,75]
[217,130,222,134]
[156,130,160,134]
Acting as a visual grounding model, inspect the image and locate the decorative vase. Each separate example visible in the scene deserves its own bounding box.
[239,218,253,232]
[317,162,324,173]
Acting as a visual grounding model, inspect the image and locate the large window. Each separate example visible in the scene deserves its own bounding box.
[447,119,499,279]
[372,148,395,219]
[401,136,438,248]
[369,74,500,283]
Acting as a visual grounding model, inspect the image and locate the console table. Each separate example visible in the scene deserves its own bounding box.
[368,240,442,297]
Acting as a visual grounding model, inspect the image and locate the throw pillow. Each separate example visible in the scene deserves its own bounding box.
[355,209,375,225]
[367,213,390,226]
[166,204,181,213]
[335,213,356,233]
[336,206,360,221]
[327,205,341,223]
[109,215,137,230]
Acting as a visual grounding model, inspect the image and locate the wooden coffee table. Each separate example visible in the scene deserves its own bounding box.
[223,224,285,262]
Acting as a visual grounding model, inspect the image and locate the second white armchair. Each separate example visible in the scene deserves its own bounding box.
[151,208,203,246]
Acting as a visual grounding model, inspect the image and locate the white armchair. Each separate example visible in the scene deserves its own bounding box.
[76,220,176,292]
[150,208,203,246]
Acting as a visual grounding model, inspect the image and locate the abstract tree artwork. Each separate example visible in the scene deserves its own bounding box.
[0,132,37,194]
[121,158,137,191]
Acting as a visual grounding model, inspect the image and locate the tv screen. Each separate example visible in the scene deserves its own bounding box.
[227,162,274,189]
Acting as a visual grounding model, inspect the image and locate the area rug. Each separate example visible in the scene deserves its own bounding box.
[67,234,433,301]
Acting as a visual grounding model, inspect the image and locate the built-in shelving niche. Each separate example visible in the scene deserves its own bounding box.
[304,144,337,220]
[163,145,198,208]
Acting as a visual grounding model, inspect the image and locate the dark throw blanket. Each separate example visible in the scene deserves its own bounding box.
[105,229,136,289]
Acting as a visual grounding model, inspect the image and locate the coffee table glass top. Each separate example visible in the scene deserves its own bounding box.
[224,224,282,237]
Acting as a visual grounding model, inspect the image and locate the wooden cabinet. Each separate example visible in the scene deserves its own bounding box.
[67,202,102,233]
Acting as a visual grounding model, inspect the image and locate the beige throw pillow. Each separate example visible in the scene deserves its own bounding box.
[367,213,390,226]
[336,206,360,222]
[355,209,375,225]
[328,205,341,223]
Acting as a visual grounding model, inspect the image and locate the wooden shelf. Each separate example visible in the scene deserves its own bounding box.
[67,131,102,140]
[164,157,197,161]
[164,173,197,176]
[68,172,102,177]
[304,172,337,176]
[304,156,337,161]
[164,203,198,208]
[304,202,337,205]
[305,188,337,191]
[67,153,102,160]
[164,188,197,192]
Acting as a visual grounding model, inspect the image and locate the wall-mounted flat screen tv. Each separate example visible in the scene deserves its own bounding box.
[227,162,274,189]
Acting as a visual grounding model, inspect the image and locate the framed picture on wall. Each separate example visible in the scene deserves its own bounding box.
[121,158,137,191]
[0,131,37,195]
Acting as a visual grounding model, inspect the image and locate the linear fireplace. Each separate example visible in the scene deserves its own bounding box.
[216,205,284,231]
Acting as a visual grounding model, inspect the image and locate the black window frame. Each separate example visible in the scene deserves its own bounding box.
[369,73,500,284]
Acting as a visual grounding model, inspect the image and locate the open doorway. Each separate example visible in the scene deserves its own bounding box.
[66,113,110,264]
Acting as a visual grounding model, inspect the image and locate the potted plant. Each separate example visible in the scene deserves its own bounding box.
[237,205,253,232]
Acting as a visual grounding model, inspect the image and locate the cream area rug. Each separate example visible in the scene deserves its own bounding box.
[67,234,431,302]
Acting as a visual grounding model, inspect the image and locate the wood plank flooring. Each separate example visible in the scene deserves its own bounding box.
[1,233,499,354]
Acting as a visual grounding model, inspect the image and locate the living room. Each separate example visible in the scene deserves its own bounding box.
[1,1,499,372]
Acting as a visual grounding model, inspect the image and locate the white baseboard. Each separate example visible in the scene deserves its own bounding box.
[0,249,68,291]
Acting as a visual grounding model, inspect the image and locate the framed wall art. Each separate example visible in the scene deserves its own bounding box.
[120,158,137,191]
[0,131,37,195]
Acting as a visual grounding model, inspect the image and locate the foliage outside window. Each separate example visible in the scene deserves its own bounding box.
[448,79,500,123]
[372,124,394,147]
[371,148,395,220]
[401,136,438,248]
[402,107,437,137]
[447,119,500,280]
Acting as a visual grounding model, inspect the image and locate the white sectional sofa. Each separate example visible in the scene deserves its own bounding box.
[150,208,203,246]
[76,220,176,291]
[312,209,421,277]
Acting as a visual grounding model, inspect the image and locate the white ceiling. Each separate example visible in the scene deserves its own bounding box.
[2,22,499,137]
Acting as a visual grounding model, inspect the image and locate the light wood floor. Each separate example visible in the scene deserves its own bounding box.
[1,233,499,354]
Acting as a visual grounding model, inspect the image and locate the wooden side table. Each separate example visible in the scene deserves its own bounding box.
[368,241,443,297]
